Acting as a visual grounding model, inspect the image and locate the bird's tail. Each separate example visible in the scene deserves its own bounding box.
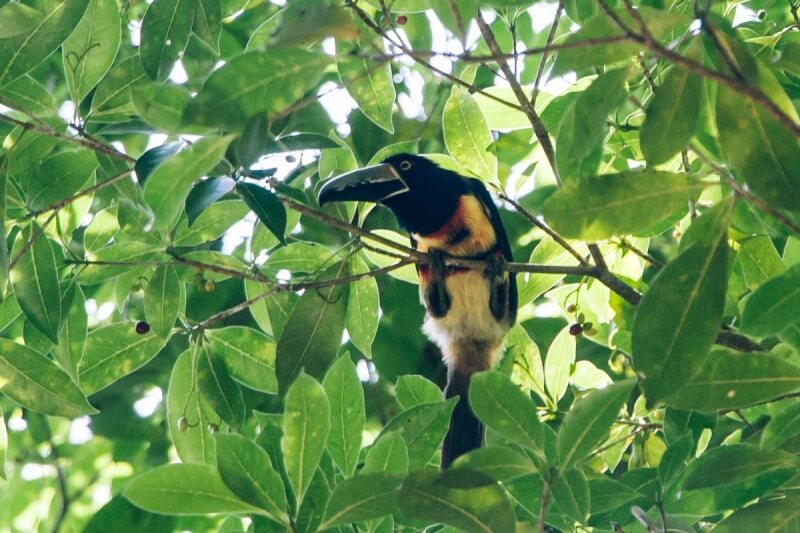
[441,369,483,469]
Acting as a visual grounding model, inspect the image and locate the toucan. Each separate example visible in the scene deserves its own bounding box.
[318,153,517,468]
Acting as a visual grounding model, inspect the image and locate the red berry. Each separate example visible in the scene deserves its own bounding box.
[135,321,150,334]
[397,15,408,25]
[569,323,583,336]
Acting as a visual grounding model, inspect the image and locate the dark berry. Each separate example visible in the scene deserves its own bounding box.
[566,303,577,314]
[397,15,408,25]
[569,323,583,336]
[135,321,150,334]
[286,154,297,163]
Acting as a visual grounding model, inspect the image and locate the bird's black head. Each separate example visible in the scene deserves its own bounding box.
[318,153,468,235]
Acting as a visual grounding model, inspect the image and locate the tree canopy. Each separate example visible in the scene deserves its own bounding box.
[1,0,800,531]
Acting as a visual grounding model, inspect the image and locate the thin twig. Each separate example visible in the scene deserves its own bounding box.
[475,9,561,183]
[531,0,565,107]
[8,211,58,270]
[23,168,134,220]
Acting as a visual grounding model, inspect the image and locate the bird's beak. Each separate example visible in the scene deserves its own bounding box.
[318,163,409,205]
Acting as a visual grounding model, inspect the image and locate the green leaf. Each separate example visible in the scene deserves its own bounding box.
[398,469,515,533]
[587,475,643,515]
[83,205,119,251]
[362,432,409,475]
[556,68,629,179]
[207,326,278,394]
[551,468,590,525]
[143,135,234,230]
[0,339,97,417]
[544,326,575,402]
[346,254,379,358]
[558,380,635,468]
[215,434,290,524]
[717,84,800,210]
[0,0,90,86]
[144,266,183,338]
[541,171,705,240]
[79,243,166,285]
[682,443,797,492]
[123,463,261,515]
[337,41,396,133]
[668,348,800,412]
[395,375,443,410]
[518,237,587,305]
[26,149,97,210]
[78,322,166,394]
[0,406,6,480]
[139,0,194,81]
[52,285,88,379]
[0,3,43,39]
[738,235,785,290]
[379,399,457,469]
[194,0,222,53]
[443,85,497,181]
[167,350,216,464]
[132,83,191,132]
[0,75,55,115]
[451,446,538,482]
[640,67,702,165]
[184,50,331,130]
[174,199,249,246]
[197,345,246,431]
[10,226,61,342]
[264,133,342,153]
[713,494,800,532]
[185,176,236,226]
[63,0,120,103]
[276,263,348,393]
[266,243,335,273]
[320,473,403,529]
[88,55,148,118]
[741,265,800,336]
[632,204,730,404]
[282,373,330,504]
[469,371,546,461]
[322,355,365,478]
[235,183,286,245]
[761,401,800,450]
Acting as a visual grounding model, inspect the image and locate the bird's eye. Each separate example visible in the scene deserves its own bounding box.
[399,160,412,170]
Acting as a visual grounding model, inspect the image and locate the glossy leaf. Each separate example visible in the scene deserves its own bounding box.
[52,286,88,379]
[197,346,246,431]
[207,326,278,394]
[398,469,515,532]
[123,464,260,515]
[174,200,250,247]
[451,446,537,482]
[26,149,97,210]
[184,50,330,129]
[139,0,194,81]
[346,254,379,357]
[0,0,90,85]
[682,443,797,492]
[235,182,286,245]
[0,339,97,417]
[322,355,365,477]
[276,263,348,393]
[132,83,191,132]
[544,326,575,402]
[166,350,216,464]
[282,373,330,504]
[668,348,800,412]
[215,434,289,524]
[541,171,705,240]
[362,432,409,475]
[469,371,546,461]
[379,399,457,469]
[144,266,183,338]
[78,322,166,394]
[558,380,635,468]
[395,375,442,410]
[143,135,234,230]
[640,67,702,165]
[551,468,590,525]
[63,0,120,103]
[185,177,236,225]
[761,401,800,450]
[0,3,43,39]
[632,204,730,404]
[88,55,148,117]
[337,41,396,132]
[10,226,61,342]
[443,85,497,181]
[320,473,403,528]
[717,84,800,210]
[713,494,800,532]
[741,264,800,336]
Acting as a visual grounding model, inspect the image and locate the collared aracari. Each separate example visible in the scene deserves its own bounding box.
[318,153,518,468]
